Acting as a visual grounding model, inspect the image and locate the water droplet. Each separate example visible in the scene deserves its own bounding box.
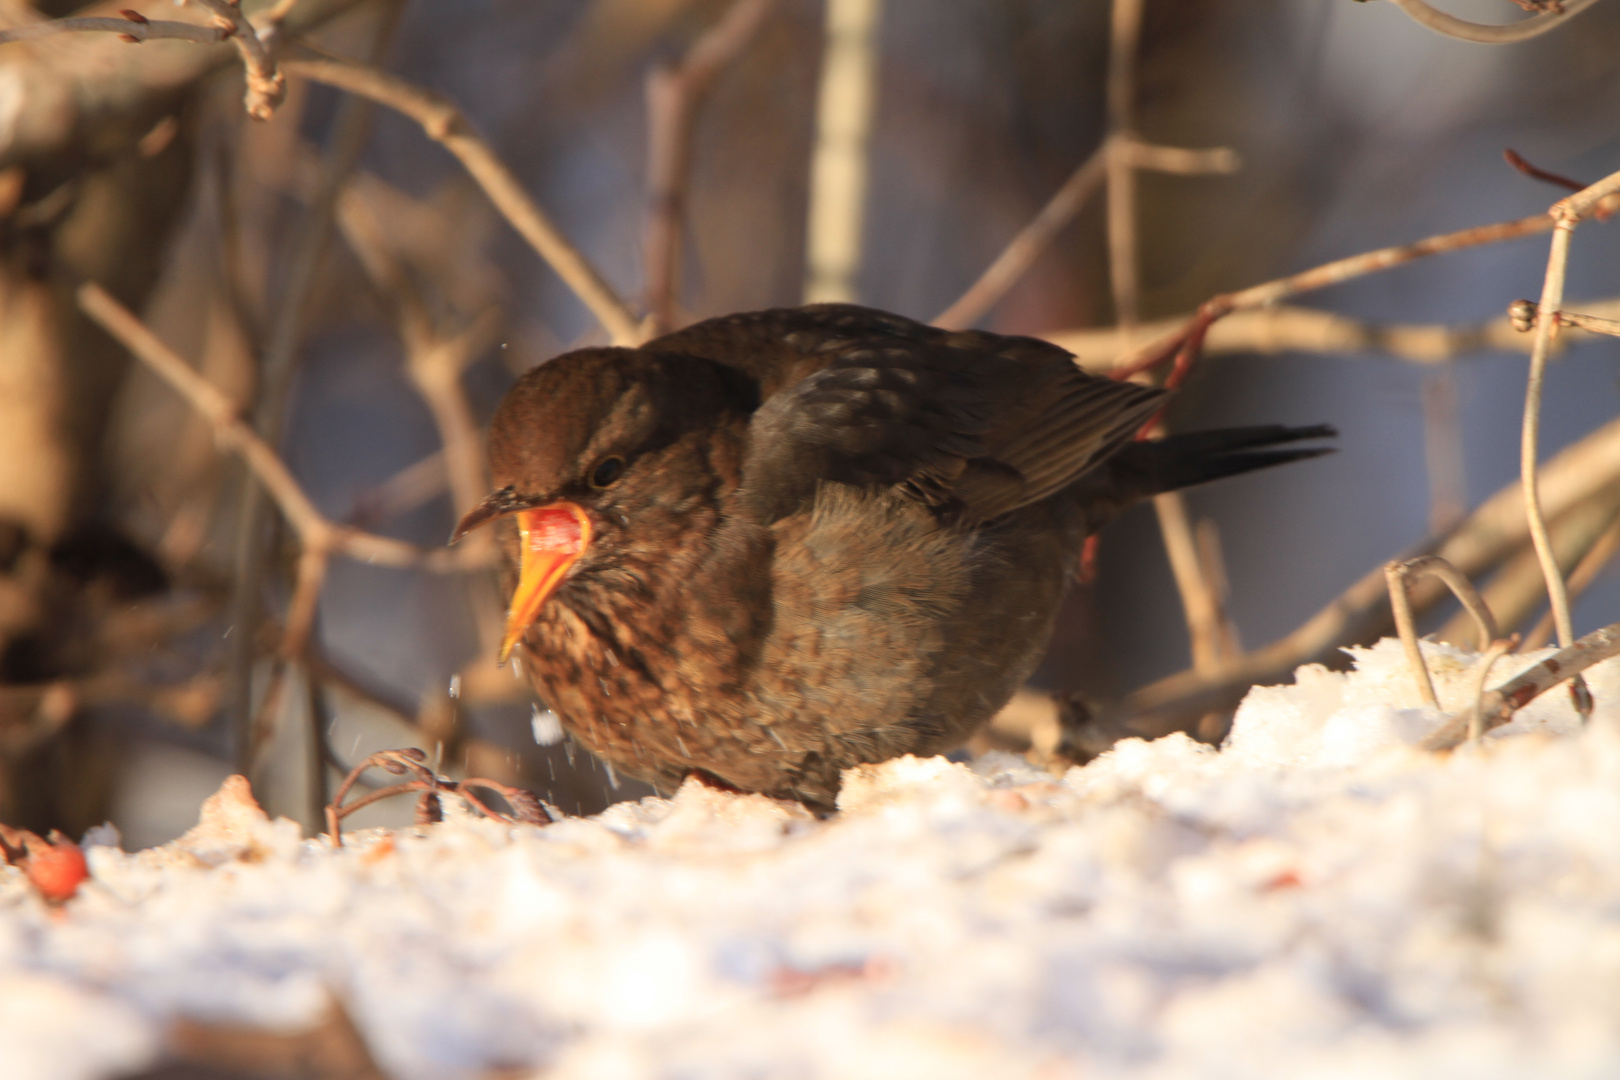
[531,706,563,746]
[604,761,619,790]
[449,674,461,699]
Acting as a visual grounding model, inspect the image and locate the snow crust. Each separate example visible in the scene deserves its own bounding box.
[4,639,1620,1080]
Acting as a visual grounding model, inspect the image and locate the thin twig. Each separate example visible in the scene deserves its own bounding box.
[1399,557,1500,650]
[231,2,398,777]
[280,55,642,345]
[1519,167,1620,718]
[1104,211,1572,376]
[803,0,883,303]
[643,0,776,334]
[1421,370,1467,535]
[281,548,330,661]
[1093,0,1239,689]
[1468,637,1520,744]
[1524,513,1620,651]
[1422,621,1620,752]
[932,146,1106,330]
[1385,556,1501,710]
[0,14,227,45]
[324,748,550,846]
[77,283,490,573]
[1386,561,1440,710]
[1045,299,1620,371]
[1534,307,1620,338]
[1105,413,1620,739]
[931,136,1236,331]
[189,0,286,119]
[1387,0,1601,44]
[336,183,507,659]
[1439,490,1620,648]
[1504,148,1588,198]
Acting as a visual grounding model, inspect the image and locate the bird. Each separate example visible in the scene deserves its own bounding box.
[452,304,1332,809]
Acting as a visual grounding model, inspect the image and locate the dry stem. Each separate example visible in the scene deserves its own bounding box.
[1517,166,1620,717]
[78,282,488,573]
[1385,556,1501,710]
[803,0,882,303]
[325,748,550,846]
[190,0,286,119]
[643,0,776,334]
[1524,513,1620,651]
[1107,412,1620,739]
[0,14,226,45]
[1388,0,1601,44]
[1421,621,1620,752]
[280,56,642,345]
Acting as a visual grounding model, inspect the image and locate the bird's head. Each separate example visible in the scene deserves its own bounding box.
[451,347,755,661]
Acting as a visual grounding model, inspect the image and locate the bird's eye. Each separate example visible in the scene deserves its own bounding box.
[589,456,626,488]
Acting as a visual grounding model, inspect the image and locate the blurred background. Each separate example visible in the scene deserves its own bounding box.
[1,0,1617,846]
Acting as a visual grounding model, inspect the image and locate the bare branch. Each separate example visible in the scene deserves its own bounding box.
[1385,556,1501,710]
[1386,0,1601,44]
[803,0,883,303]
[280,55,643,345]
[1467,637,1519,743]
[1517,165,1620,718]
[0,14,227,45]
[77,282,489,573]
[643,0,777,334]
[1048,299,1620,371]
[1548,307,1620,337]
[932,146,1106,330]
[1110,413,1620,737]
[1439,488,1620,647]
[1524,511,1620,651]
[189,0,285,119]
[1118,141,1240,175]
[1421,621,1620,752]
[931,135,1237,331]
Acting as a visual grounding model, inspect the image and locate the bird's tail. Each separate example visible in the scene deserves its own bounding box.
[1120,423,1337,496]
[1069,423,1336,523]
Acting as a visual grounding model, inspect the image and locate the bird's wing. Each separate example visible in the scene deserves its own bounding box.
[647,304,1167,523]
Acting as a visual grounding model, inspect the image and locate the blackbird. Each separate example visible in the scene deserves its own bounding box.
[453,304,1331,808]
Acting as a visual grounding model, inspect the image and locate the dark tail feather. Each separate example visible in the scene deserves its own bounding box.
[1101,423,1337,502]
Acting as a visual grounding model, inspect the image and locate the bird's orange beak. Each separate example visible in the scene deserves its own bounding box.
[499,502,591,662]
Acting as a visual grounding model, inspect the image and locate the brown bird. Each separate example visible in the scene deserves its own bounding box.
[453,305,1331,809]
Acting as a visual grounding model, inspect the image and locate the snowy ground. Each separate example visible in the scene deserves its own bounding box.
[5,638,1620,1080]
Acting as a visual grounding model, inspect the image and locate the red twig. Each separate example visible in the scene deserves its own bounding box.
[324,748,552,846]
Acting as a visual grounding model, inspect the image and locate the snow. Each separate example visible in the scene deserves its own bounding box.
[4,638,1620,1079]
